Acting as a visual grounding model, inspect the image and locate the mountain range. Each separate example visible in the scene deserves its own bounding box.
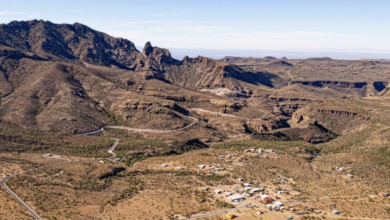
[0,20,280,134]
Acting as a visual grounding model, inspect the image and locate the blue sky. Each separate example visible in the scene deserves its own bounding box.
[1,0,390,54]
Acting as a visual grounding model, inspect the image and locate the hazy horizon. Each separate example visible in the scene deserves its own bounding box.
[136,46,390,60]
[1,0,390,57]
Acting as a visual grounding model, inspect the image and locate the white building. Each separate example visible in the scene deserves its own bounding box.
[250,188,263,193]
[161,164,168,167]
[228,195,245,202]
[198,164,205,169]
[177,167,184,170]
[244,193,252,197]
[214,189,222,194]
[272,201,284,209]
[332,210,341,215]
[237,178,244,181]
[243,183,252,187]
[261,194,269,199]
[244,187,252,191]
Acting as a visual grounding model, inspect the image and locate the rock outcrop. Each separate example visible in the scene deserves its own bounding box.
[246,116,289,133]
[210,99,242,113]
[143,91,190,102]
[290,80,388,97]
[290,106,370,135]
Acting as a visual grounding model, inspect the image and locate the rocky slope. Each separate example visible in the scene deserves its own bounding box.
[0,20,282,136]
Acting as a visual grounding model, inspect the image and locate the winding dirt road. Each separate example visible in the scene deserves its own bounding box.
[0,139,120,220]
[178,202,248,220]
[189,108,267,120]
[79,108,267,135]
[2,107,268,219]
[274,60,297,88]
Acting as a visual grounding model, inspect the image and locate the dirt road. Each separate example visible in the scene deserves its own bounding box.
[0,138,120,220]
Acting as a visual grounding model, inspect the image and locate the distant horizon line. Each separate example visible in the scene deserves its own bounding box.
[136,46,390,60]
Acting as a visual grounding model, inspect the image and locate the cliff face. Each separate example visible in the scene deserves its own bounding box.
[163,55,278,89]
[247,116,289,133]
[0,21,278,90]
[290,106,371,135]
[290,80,388,97]
[0,20,140,68]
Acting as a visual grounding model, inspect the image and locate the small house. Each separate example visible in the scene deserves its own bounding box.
[237,178,244,181]
[202,187,208,191]
[228,195,245,202]
[176,167,184,170]
[225,191,233,196]
[346,174,354,178]
[272,201,284,209]
[161,164,168,167]
[263,197,273,204]
[257,210,263,214]
[332,210,341,215]
[244,192,252,197]
[261,194,269,199]
[243,183,252,187]
[250,188,263,194]
[214,189,222,194]
[244,187,252,191]
[198,164,205,169]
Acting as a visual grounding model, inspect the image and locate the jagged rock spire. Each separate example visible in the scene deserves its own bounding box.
[143,41,153,56]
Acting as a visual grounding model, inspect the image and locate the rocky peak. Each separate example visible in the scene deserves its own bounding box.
[0,20,140,67]
[142,41,153,56]
[140,41,174,65]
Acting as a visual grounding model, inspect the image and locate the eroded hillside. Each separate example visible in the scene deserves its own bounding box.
[1,20,390,220]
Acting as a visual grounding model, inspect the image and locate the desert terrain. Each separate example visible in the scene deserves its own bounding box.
[0,20,389,220]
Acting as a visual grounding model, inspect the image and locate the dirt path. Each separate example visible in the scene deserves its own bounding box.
[274,60,297,88]
[0,138,120,220]
[178,202,248,220]
[79,107,268,135]
[189,108,267,120]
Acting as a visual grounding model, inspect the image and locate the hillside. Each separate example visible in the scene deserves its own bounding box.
[222,56,390,97]
[0,20,283,135]
[1,20,390,220]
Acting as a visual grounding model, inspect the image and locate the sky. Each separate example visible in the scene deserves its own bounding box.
[1,0,390,59]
